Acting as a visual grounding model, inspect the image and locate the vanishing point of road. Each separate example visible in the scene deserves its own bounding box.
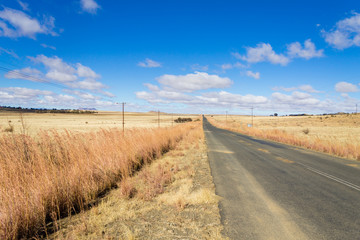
[204,117,360,240]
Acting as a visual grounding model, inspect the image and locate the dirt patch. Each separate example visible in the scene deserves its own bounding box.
[50,130,225,239]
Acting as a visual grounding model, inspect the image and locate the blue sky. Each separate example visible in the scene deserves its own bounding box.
[1,0,360,114]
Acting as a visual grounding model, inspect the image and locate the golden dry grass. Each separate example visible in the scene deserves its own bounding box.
[208,114,360,161]
[50,121,225,240]
[0,121,198,239]
[0,111,200,136]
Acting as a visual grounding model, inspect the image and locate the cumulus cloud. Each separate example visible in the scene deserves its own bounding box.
[6,55,112,97]
[136,85,268,108]
[0,7,57,38]
[335,81,359,92]
[5,67,43,82]
[0,87,116,109]
[138,58,162,68]
[272,84,320,93]
[136,72,266,110]
[271,91,320,106]
[235,43,290,66]
[322,12,360,49]
[156,71,232,92]
[80,0,100,14]
[246,70,260,79]
[287,39,324,59]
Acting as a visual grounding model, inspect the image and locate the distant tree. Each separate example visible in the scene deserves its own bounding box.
[274,113,278,117]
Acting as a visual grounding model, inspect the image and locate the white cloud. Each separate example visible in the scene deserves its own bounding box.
[138,58,162,68]
[136,86,268,108]
[6,55,112,96]
[5,67,43,82]
[41,43,56,50]
[191,64,208,71]
[298,84,320,93]
[76,63,100,79]
[17,1,30,11]
[287,39,324,59]
[156,71,232,92]
[236,43,290,66]
[272,91,320,106]
[322,12,360,49]
[246,70,260,79]
[335,81,359,92]
[80,0,100,14]
[45,70,78,82]
[0,87,117,109]
[221,62,246,71]
[272,84,320,93]
[29,55,76,74]
[0,7,56,38]
[63,89,100,100]
[221,63,233,70]
[0,47,19,58]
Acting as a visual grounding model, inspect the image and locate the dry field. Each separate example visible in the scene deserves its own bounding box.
[0,112,209,239]
[51,124,224,239]
[0,111,200,136]
[208,114,360,160]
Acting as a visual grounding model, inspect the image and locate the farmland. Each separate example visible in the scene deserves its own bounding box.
[0,111,223,239]
[0,111,200,136]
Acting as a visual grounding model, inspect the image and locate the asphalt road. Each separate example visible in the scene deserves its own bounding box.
[203,117,360,240]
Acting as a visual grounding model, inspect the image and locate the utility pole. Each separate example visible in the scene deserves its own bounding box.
[122,102,126,136]
[251,107,254,127]
[356,104,358,114]
[226,111,228,126]
[158,110,160,128]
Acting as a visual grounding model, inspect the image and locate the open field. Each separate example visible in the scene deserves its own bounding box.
[0,119,202,239]
[0,111,201,136]
[208,114,360,160]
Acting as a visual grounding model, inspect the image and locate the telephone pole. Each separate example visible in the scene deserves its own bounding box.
[226,111,228,126]
[356,104,358,114]
[158,110,160,128]
[122,102,126,136]
[251,107,254,127]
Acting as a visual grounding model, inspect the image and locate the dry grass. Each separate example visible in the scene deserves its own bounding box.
[0,111,200,136]
[208,114,360,161]
[0,121,197,239]
[50,121,225,240]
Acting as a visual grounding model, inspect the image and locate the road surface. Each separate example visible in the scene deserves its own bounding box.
[204,117,360,240]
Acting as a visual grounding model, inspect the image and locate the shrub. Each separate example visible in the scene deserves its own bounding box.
[174,117,192,123]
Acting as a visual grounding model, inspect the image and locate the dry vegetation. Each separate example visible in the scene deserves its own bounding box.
[51,122,224,239]
[208,114,360,161]
[0,117,202,239]
[0,111,200,136]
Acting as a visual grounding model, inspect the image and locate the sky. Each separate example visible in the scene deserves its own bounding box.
[1,0,360,115]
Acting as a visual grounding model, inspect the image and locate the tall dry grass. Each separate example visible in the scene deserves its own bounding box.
[0,123,197,239]
[208,118,360,161]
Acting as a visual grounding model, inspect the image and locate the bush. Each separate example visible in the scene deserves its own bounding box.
[302,128,310,135]
[174,117,192,123]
